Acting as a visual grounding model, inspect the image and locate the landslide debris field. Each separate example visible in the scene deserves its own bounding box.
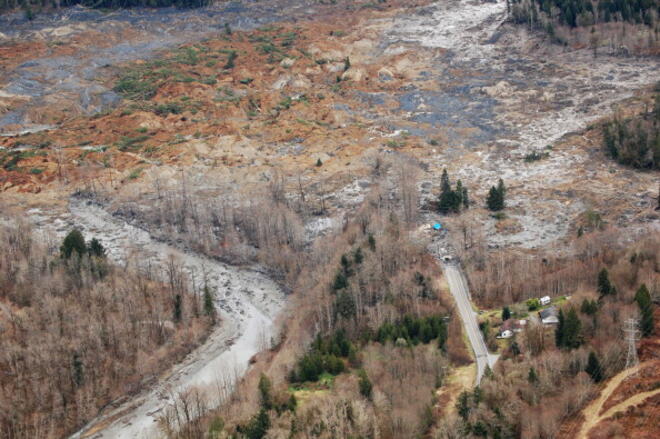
[1,1,659,438]
[1,0,659,247]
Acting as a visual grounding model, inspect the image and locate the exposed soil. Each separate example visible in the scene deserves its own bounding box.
[1,0,658,251]
[1,1,659,437]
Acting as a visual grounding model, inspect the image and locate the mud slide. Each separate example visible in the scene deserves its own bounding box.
[576,361,659,439]
[29,199,285,439]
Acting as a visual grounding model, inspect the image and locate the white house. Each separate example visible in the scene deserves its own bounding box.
[498,319,527,338]
[540,295,551,306]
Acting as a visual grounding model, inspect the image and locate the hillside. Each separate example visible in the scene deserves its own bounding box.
[0,1,658,438]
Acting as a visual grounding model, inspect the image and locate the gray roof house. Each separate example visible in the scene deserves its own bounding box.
[539,306,559,325]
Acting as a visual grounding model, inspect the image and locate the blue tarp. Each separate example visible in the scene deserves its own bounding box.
[433,223,442,230]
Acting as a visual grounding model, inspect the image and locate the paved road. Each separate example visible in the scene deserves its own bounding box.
[442,263,498,384]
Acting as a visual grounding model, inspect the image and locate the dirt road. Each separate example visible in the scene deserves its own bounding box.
[576,361,660,439]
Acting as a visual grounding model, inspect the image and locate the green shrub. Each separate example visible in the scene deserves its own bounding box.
[526,298,541,311]
[128,168,142,180]
[154,102,183,116]
[358,369,373,399]
[117,135,150,151]
[113,73,157,100]
[224,50,238,69]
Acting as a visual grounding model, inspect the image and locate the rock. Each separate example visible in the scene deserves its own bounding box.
[341,68,365,82]
[272,75,291,90]
[305,66,323,75]
[291,75,311,88]
[377,67,394,81]
[482,81,512,98]
[325,62,345,73]
[280,57,296,68]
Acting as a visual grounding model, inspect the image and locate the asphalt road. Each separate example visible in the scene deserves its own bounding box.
[443,263,498,384]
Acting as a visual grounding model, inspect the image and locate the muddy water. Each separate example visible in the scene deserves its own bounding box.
[29,199,285,439]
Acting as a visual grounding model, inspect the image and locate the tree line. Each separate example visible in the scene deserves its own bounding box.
[0,0,211,16]
[602,85,660,170]
[509,0,659,28]
[0,224,210,438]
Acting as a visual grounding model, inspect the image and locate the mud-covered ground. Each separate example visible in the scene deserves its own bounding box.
[3,1,657,250]
[1,0,659,437]
[0,0,349,134]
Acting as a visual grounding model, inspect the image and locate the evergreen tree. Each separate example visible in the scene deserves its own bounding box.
[358,369,373,399]
[368,233,376,251]
[437,320,448,350]
[456,390,471,420]
[441,168,451,194]
[462,186,469,208]
[511,341,520,356]
[487,186,504,211]
[585,351,603,382]
[173,294,182,323]
[527,366,539,384]
[335,291,356,319]
[332,271,348,291]
[87,238,106,257]
[473,421,488,437]
[72,353,84,387]
[456,180,464,206]
[438,169,466,213]
[340,254,352,276]
[502,306,511,321]
[597,268,615,298]
[224,50,237,69]
[243,408,270,439]
[562,308,583,349]
[61,229,87,259]
[258,374,273,410]
[580,298,598,316]
[472,385,483,404]
[555,309,565,347]
[203,285,215,319]
[354,247,364,265]
[497,178,506,198]
[635,284,654,337]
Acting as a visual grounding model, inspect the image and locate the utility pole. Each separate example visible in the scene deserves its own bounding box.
[624,318,640,371]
